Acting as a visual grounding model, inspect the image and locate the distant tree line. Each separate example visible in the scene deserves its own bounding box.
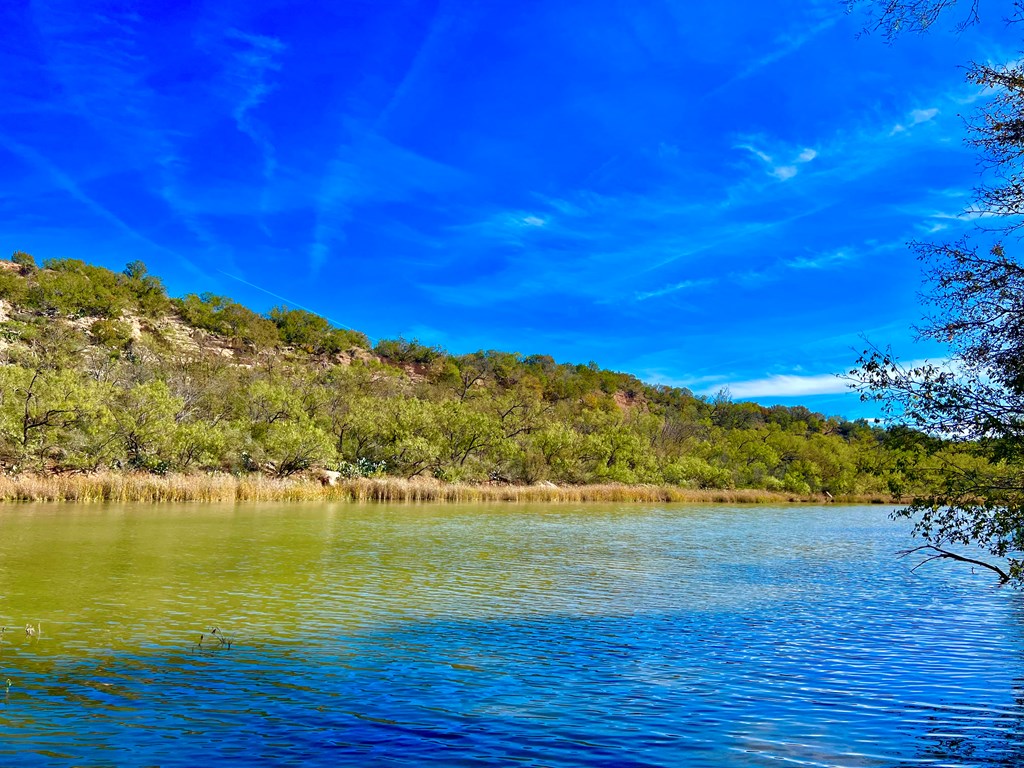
[0,252,953,495]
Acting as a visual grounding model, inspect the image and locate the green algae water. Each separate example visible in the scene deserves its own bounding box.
[1,503,1022,766]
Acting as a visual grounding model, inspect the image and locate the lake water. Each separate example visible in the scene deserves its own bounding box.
[0,503,1022,766]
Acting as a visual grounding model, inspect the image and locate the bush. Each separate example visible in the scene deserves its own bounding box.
[269,306,369,354]
[175,293,280,349]
[90,318,134,348]
[663,456,732,489]
[122,261,171,316]
[0,269,28,304]
[374,337,444,364]
[338,457,388,478]
[11,251,37,275]
[30,259,129,317]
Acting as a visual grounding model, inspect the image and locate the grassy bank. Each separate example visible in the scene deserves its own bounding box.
[0,472,897,505]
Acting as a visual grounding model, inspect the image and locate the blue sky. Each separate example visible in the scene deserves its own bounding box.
[1,0,1016,418]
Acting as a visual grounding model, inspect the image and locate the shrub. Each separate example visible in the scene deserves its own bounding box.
[663,456,732,489]
[174,293,280,349]
[269,306,368,354]
[122,261,171,316]
[0,269,28,304]
[30,259,129,317]
[90,318,134,348]
[374,337,443,364]
[11,250,37,275]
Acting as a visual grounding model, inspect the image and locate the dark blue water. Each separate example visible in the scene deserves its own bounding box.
[0,503,1021,766]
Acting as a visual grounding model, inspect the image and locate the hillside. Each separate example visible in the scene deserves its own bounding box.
[0,251,918,496]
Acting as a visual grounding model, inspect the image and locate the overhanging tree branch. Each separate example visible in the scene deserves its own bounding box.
[899,543,1010,582]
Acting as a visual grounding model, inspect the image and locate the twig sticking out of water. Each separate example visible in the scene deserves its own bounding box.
[209,627,232,649]
[190,627,233,653]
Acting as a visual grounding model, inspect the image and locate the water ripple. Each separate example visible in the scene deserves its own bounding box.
[0,504,1022,766]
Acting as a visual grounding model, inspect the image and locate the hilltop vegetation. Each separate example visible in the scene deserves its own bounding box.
[0,251,934,496]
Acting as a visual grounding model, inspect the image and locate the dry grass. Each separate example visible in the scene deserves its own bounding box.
[0,472,897,505]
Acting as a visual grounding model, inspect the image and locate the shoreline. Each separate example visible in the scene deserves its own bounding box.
[0,472,900,505]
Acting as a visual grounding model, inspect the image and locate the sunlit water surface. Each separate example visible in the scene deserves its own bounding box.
[0,503,1022,766]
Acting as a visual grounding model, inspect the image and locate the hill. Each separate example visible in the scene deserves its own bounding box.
[0,251,912,497]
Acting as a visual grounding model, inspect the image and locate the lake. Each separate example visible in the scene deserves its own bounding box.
[0,503,1021,766]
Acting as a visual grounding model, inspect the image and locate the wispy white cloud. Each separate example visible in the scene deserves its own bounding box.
[421,179,842,310]
[537,195,589,217]
[732,240,892,286]
[639,371,730,391]
[735,140,817,182]
[931,208,994,221]
[785,248,854,270]
[26,4,245,269]
[425,79,962,310]
[658,142,680,159]
[705,372,849,398]
[223,29,286,215]
[634,278,715,301]
[374,0,457,130]
[644,204,834,273]
[310,128,468,271]
[0,135,202,274]
[890,106,939,135]
[772,165,798,181]
[444,210,553,249]
[910,107,939,124]
[893,186,997,236]
[708,17,838,96]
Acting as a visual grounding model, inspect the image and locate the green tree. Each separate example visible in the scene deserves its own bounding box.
[374,336,444,365]
[31,259,130,318]
[105,380,182,471]
[122,260,171,316]
[247,420,333,476]
[345,397,442,478]
[0,267,28,304]
[11,250,37,275]
[853,0,1024,583]
[90,318,134,349]
[175,294,280,350]
[0,367,82,469]
[432,402,503,481]
[269,306,368,354]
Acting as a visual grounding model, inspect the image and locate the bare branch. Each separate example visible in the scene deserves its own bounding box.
[898,543,1010,582]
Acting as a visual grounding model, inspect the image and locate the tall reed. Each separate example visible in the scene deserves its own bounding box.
[0,472,894,505]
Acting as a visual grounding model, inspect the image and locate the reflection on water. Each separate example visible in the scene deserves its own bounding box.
[0,503,1021,766]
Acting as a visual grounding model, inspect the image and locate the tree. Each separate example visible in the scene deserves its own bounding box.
[11,250,37,275]
[122,260,171,316]
[853,1,1024,584]
[373,336,443,365]
[32,259,130,318]
[105,380,182,471]
[847,0,1019,39]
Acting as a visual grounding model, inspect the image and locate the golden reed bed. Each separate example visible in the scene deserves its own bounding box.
[0,472,894,505]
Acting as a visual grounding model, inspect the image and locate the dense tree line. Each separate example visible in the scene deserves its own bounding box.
[0,252,931,494]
